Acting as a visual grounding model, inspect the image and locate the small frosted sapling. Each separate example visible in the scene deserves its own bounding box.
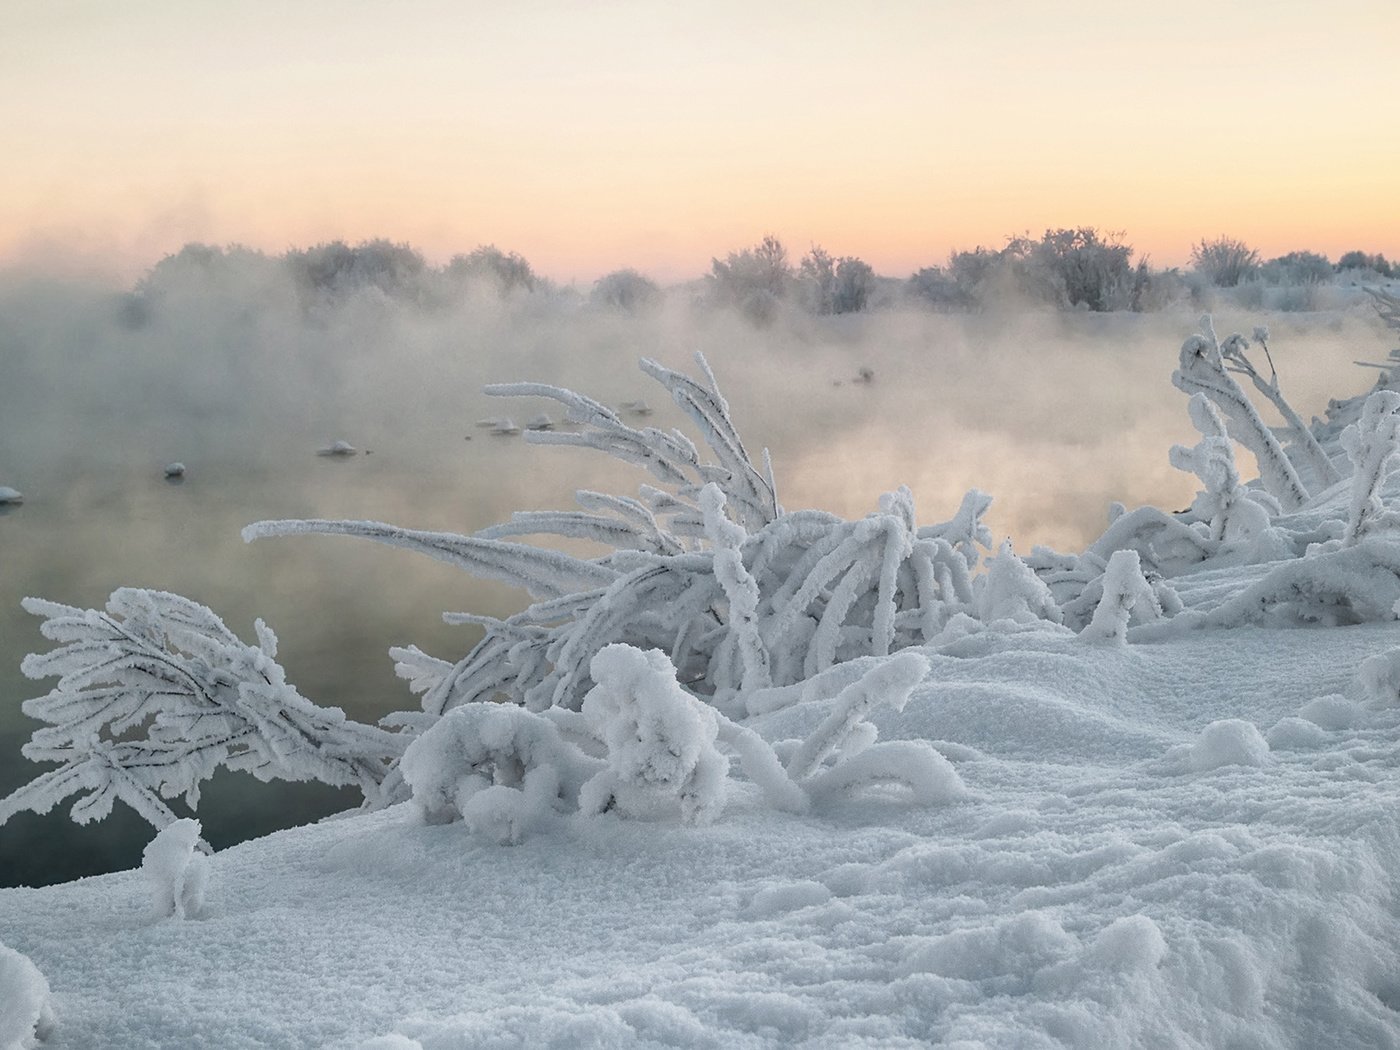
[1340,390,1400,547]
[142,818,209,920]
[1080,550,1161,645]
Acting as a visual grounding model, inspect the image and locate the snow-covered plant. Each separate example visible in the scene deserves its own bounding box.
[1169,393,1269,543]
[1219,326,1340,490]
[1205,537,1400,627]
[779,650,962,805]
[1339,389,1400,546]
[1357,646,1400,706]
[974,541,1062,625]
[0,589,401,832]
[0,941,53,1050]
[397,644,957,841]
[142,817,209,920]
[578,644,729,825]
[247,358,982,727]
[1172,316,1310,511]
[398,703,598,843]
[1080,550,1162,645]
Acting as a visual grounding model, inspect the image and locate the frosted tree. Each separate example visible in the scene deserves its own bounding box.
[1080,550,1162,645]
[1339,389,1400,546]
[1172,317,1310,512]
[0,589,400,832]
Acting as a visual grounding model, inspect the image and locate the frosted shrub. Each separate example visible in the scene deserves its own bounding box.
[0,941,53,1049]
[248,357,983,725]
[142,817,209,920]
[975,541,1062,626]
[1190,236,1259,288]
[1080,550,1161,645]
[1339,390,1400,546]
[1172,318,1310,511]
[0,589,400,832]
[398,704,597,843]
[579,644,728,825]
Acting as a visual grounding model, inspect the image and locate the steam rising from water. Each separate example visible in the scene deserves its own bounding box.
[0,258,1391,884]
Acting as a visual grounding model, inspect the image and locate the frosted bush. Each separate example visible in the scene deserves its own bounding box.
[399,704,598,842]
[974,541,1062,626]
[1080,550,1161,645]
[142,817,209,920]
[248,358,984,727]
[579,645,728,825]
[1206,538,1400,627]
[0,942,53,1050]
[1339,390,1400,546]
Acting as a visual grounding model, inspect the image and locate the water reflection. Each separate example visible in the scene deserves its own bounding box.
[0,278,1389,886]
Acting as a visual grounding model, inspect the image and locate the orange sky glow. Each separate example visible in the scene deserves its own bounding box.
[3,0,1397,284]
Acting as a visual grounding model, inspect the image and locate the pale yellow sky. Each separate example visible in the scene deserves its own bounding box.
[2,0,1397,282]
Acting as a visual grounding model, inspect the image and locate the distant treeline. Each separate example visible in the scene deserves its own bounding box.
[123,232,1398,326]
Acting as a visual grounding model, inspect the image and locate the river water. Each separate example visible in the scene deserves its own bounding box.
[0,274,1389,885]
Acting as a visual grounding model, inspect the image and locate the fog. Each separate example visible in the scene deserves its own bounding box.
[0,250,1393,884]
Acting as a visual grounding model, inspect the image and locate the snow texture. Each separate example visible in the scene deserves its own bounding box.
[0,942,52,1050]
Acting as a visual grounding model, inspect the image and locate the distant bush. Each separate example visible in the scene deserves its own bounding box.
[905,265,970,310]
[708,235,793,323]
[908,228,1145,312]
[446,245,538,295]
[1190,237,1260,288]
[1259,251,1332,286]
[286,239,428,302]
[591,269,661,312]
[1337,251,1393,277]
[1018,228,1142,311]
[798,247,876,314]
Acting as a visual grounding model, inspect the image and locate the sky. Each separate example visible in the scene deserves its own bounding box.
[2,0,1398,284]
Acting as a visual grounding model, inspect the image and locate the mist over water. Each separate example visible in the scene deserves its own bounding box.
[0,258,1392,885]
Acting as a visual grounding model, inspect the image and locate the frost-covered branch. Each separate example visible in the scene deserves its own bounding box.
[1220,326,1340,489]
[0,589,401,832]
[1172,317,1310,511]
[1339,389,1400,546]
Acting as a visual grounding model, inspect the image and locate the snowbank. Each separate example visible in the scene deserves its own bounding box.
[3,622,1399,1048]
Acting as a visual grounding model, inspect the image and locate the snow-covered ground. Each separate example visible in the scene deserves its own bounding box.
[4,314,1400,1049]
[3,621,1399,1049]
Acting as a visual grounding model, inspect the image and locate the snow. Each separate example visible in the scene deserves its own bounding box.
[0,942,52,1050]
[4,620,1400,1048]
[317,440,358,456]
[0,486,22,505]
